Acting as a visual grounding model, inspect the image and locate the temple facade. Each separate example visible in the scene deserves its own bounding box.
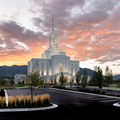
[28,19,79,83]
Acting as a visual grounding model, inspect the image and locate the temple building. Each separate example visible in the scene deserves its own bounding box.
[28,19,79,83]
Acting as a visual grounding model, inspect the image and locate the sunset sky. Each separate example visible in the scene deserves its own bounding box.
[0,0,120,75]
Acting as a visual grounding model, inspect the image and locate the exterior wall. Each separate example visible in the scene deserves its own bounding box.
[14,74,26,84]
[38,59,51,75]
[70,60,79,75]
[42,47,65,59]
[51,55,70,75]
[26,19,80,84]
[69,60,80,82]
[28,55,79,83]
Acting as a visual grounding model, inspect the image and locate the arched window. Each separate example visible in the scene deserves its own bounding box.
[59,62,63,73]
[75,64,77,74]
[47,63,49,75]
[71,64,73,75]
[41,63,44,75]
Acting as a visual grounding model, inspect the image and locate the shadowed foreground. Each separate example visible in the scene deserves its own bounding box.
[0,88,120,120]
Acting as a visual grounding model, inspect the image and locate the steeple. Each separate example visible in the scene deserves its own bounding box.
[49,17,58,48]
[52,17,54,31]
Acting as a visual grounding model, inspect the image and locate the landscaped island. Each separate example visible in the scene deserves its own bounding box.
[0,94,50,108]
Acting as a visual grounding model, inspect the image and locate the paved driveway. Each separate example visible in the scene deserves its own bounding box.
[1,88,120,120]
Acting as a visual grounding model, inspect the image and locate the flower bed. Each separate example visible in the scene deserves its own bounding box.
[0,94,50,108]
[0,86,16,89]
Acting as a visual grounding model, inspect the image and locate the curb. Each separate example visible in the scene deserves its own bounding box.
[0,103,58,112]
[49,88,120,99]
[113,103,120,107]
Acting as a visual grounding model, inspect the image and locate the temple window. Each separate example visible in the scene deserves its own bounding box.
[75,64,77,74]
[41,62,44,75]
[71,64,73,75]
[59,62,63,73]
[47,63,49,75]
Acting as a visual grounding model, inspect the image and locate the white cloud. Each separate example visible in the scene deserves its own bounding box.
[42,46,47,49]
[87,47,91,50]
[65,44,73,48]
[0,43,6,48]
[12,39,29,50]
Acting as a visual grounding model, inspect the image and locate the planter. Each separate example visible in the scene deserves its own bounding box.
[0,103,58,112]
[113,102,120,107]
[1,92,51,109]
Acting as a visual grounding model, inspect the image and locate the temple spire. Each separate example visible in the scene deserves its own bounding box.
[52,17,54,31]
[49,17,58,48]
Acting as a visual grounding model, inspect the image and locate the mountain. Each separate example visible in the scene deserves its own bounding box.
[80,68,120,80]
[0,65,119,80]
[0,65,27,77]
[80,68,94,79]
[0,65,94,78]
[113,74,120,80]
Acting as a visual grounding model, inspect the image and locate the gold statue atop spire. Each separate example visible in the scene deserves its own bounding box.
[49,17,58,48]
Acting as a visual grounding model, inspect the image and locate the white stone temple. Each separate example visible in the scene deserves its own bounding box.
[28,19,79,83]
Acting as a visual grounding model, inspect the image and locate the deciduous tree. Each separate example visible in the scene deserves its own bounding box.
[59,72,67,86]
[9,77,15,88]
[91,66,98,86]
[81,69,88,88]
[76,70,81,90]
[105,66,113,86]
[25,69,43,103]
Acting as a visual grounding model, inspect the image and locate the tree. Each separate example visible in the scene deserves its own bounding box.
[91,66,98,86]
[26,69,42,103]
[59,72,67,86]
[70,78,74,87]
[105,66,113,86]
[92,66,104,93]
[76,70,81,90]
[81,69,88,88]
[51,77,53,86]
[0,77,6,87]
[39,77,44,85]
[9,77,15,88]
[54,76,57,86]
[109,70,113,84]
[96,67,104,92]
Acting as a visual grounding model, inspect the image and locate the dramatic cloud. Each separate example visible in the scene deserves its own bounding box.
[0,20,48,65]
[0,0,120,74]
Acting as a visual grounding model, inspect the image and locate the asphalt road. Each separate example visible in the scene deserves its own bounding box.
[1,88,120,120]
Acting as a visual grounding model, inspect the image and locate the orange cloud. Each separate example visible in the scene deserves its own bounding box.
[0,0,120,73]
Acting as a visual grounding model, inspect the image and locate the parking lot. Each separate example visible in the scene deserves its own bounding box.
[1,88,120,120]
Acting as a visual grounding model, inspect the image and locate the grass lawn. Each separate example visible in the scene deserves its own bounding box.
[87,85,120,90]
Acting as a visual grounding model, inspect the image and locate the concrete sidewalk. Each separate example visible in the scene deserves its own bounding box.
[0,103,58,112]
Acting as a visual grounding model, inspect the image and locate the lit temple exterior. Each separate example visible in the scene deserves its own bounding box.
[28,19,79,83]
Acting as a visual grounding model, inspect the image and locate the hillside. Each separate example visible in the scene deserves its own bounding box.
[0,65,119,80]
[80,68,94,79]
[113,74,120,80]
[0,65,27,77]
